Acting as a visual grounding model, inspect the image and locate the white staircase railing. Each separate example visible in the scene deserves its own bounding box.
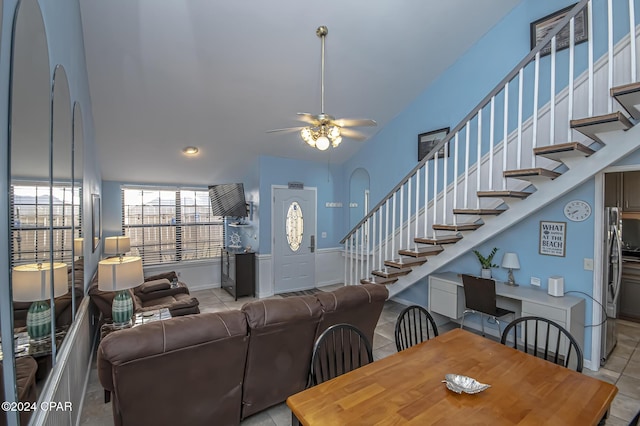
[341,0,639,285]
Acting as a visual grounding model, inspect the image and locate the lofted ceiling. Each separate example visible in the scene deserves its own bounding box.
[79,0,520,185]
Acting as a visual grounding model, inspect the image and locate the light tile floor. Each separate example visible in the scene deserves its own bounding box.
[79,286,640,425]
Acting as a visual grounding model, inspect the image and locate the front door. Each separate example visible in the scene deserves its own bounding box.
[273,187,316,293]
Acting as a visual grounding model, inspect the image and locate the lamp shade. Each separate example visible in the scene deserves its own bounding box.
[13,262,69,302]
[98,256,143,292]
[104,236,131,255]
[74,238,84,255]
[501,252,521,269]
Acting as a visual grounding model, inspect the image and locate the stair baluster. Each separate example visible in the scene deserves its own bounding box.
[344,0,640,296]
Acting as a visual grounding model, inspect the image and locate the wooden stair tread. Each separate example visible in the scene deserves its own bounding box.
[372,267,412,278]
[533,142,595,162]
[399,246,444,257]
[570,111,633,142]
[432,223,482,231]
[611,81,640,96]
[477,190,531,199]
[453,208,505,215]
[414,235,462,245]
[503,168,561,179]
[360,276,398,285]
[384,257,428,269]
[611,82,640,120]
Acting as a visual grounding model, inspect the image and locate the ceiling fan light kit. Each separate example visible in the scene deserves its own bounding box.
[268,26,376,151]
[300,125,342,150]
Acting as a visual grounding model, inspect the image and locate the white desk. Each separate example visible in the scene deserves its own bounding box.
[428,272,585,350]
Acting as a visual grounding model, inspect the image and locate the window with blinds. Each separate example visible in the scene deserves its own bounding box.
[122,187,224,266]
[11,183,82,266]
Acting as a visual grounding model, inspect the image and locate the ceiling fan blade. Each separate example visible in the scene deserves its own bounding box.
[333,118,377,128]
[296,113,320,125]
[339,128,369,141]
[266,126,305,134]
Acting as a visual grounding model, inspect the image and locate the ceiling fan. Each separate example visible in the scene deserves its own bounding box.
[267,26,377,151]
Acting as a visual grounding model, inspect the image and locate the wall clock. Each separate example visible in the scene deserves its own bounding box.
[563,200,591,222]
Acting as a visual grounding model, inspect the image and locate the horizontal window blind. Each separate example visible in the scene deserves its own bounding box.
[11,184,82,266]
[122,187,224,266]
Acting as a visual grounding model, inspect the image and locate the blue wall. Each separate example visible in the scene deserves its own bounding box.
[396,179,599,359]
[258,155,345,254]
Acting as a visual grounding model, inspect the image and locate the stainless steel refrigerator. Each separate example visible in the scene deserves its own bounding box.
[601,207,622,365]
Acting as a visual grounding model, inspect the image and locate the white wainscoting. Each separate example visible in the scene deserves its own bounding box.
[29,298,92,426]
[315,247,345,287]
[256,253,273,298]
[256,247,344,298]
[141,247,345,298]
[144,259,220,291]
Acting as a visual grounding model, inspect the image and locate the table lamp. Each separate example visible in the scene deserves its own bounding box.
[98,256,144,325]
[13,262,69,341]
[74,237,84,259]
[501,252,520,287]
[104,236,131,257]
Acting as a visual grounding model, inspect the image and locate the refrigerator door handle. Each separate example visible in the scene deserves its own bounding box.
[612,224,623,305]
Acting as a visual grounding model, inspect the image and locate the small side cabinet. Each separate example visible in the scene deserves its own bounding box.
[221,249,255,301]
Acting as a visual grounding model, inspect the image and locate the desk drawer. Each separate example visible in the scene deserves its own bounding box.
[521,301,566,324]
[430,289,460,318]
[430,277,458,294]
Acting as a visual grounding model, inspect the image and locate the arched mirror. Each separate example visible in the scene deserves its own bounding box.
[51,65,77,354]
[6,0,52,422]
[72,102,84,320]
[349,168,371,230]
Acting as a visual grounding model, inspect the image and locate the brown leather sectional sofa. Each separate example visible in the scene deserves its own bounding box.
[88,270,200,322]
[98,283,388,426]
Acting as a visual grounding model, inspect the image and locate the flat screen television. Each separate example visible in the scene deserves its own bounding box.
[208,183,247,217]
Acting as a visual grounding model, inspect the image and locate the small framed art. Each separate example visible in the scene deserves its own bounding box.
[418,127,449,162]
[530,4,588,57]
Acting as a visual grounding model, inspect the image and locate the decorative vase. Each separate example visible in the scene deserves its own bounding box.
[27,300,51,341]
[112,290,133,325]
[481,268,492,279]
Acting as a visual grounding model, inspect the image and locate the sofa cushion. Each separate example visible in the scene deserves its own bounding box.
[138,278,171,293]
[98,311,248,426]
[137,293,199,314]
[240,296,322,419]
[315,284,389,347]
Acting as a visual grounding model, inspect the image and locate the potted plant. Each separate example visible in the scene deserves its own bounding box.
[473,247,499,278]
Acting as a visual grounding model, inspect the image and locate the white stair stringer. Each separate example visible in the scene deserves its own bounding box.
[386,123,640,299]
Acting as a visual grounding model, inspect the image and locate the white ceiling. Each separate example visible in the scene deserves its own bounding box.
[80,0,520,185]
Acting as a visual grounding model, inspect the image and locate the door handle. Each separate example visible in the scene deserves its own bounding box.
[309,235,315,253]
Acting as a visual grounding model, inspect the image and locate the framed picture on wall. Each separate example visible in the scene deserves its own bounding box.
[92,194,101,253]
[418,127,450,162]
[530,4,588,57]
[539,220,566,257]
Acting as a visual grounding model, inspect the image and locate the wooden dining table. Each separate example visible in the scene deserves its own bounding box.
[287,328,617,425]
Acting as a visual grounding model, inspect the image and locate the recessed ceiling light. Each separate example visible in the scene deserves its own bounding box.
[182,146,199,156]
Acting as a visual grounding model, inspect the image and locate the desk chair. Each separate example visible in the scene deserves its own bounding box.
[394,305,439,351]
[500,316,584,372]
[460,274,515,337]
[310,323,373,386]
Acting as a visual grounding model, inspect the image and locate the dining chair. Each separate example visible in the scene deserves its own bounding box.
[310,323,373,386]
[394,305,439,351]
[500,316,584,372]
[460,274,515,337]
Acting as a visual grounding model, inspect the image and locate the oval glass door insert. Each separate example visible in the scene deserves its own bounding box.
[286,201,304,251]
